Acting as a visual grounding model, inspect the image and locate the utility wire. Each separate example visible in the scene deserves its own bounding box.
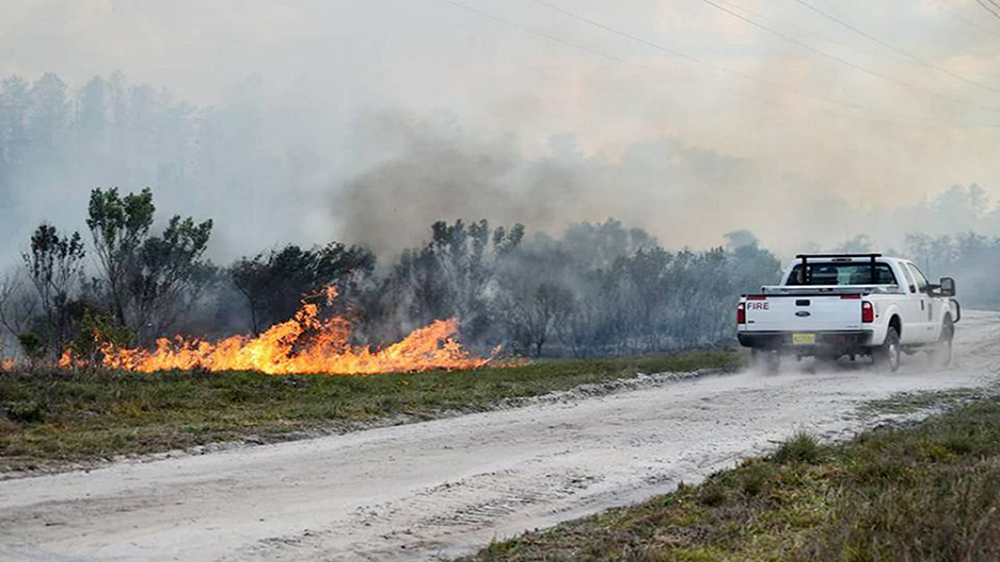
[975,0,1000,21]
[716,0,901,62]
[529,0,920,122]
[696,0,1000,113]
[436,0,1000,129]
[438,0,626,65]
[930,0,1000,39]
[437,0,853,120]
[793,0,1000,95]
[437,0,780,111]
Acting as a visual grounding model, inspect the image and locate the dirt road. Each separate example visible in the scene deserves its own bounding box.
[2,311,997,562]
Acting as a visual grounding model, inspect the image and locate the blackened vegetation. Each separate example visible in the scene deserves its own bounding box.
[6,181,1000,363]
[906,232,1000,308]
[0,183,782,360]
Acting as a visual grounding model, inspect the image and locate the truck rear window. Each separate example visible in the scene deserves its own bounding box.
[786,263,897,286]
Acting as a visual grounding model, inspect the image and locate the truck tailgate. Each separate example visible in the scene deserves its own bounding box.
[745,296,863,332]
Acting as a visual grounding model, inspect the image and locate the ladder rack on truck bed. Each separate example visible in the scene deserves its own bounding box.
[794,253,883,286]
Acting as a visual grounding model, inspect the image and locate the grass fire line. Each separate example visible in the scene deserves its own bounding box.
[57,287,490,375]
[0,352,741,470]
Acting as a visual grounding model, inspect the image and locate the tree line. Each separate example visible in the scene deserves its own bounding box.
[4,185,1000,364]
[0,187,789,362]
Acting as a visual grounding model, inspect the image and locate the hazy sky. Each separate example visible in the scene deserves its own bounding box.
[3,0,1000,256]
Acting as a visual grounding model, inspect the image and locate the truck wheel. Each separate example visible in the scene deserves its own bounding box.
[874,327,901,372]
[752,349,780,373]
[930,318,954,368]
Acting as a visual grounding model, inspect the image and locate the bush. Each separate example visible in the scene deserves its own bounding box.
[772,431,823,465]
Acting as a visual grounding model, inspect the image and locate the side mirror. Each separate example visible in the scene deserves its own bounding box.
[939,277,956,297]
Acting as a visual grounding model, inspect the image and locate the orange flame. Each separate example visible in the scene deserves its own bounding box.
[82,287,489,375]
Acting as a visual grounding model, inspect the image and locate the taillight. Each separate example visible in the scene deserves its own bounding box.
[840,294,860,300]
[746,295,766,301]
[737,302,746,324]
[862,301,874,323]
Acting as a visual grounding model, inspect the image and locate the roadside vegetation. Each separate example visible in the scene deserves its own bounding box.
[0,351,738,472]
[461,391,1000,562]
[1,182,782,370]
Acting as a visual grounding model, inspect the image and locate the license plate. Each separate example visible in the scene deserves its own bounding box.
[792,333,816,345]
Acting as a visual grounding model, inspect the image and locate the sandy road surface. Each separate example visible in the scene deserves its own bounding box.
[2,311,998,562]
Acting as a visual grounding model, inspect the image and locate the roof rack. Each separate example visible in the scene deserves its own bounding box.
[794,253,882,284]
[794,253,882,259]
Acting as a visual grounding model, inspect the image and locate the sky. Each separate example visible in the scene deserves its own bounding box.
[2,0,1000,257]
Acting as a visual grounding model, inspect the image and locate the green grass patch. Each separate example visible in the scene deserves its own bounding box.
[460,393,1000,562]
[861,387,985,416]
[0,351,738,470]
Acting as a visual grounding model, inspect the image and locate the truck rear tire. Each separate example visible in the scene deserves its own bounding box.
[874,327,901,372]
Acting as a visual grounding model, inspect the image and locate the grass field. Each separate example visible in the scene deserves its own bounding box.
[0,351,739,472]
[460,390,1000,562]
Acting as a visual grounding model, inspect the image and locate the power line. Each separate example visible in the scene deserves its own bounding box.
[434,0,1000,130]
[792,0,1000,95]
[528,0,923,123]
[930,0,1000,39]
[696,0,1000,114]
[437,0,628,66]
[715,0,902,62]
[975,0,1000,21]
[436,0,794,113]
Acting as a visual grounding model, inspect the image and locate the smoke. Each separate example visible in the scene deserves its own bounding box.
[2,1,1000,268]
[334,111,1000,259]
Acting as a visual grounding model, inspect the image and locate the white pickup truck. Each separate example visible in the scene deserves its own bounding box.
[737,254,960,371]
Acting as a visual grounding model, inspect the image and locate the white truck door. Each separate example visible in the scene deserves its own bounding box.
[908,263,942,341]
[897,263,930,344]
[904,263,936,343]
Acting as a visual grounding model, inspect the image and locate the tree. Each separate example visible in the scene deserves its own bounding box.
[28,73,69,158]
[21,224,85,353]
[427,219,524,321]
[523,282,575,357]
[834,234,873,254]
[87,187,155,326]
[230,254,270,335]
[0,272,37,355]
[87,187,213,341]
[724,229,760,250]
[0,75,30,196]
[128,215,214,340]
[231,242,375,334]
[562,219,656,269]
[75,76,109,161]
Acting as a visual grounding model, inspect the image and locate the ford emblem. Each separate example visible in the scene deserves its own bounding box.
[795,311,811,317]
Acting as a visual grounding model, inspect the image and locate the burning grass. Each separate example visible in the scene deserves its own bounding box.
[59,287,489,374]
[459,392,1000,562]
[0,351,739,473]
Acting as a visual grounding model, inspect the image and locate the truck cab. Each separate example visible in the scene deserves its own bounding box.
[737,253,960,371]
